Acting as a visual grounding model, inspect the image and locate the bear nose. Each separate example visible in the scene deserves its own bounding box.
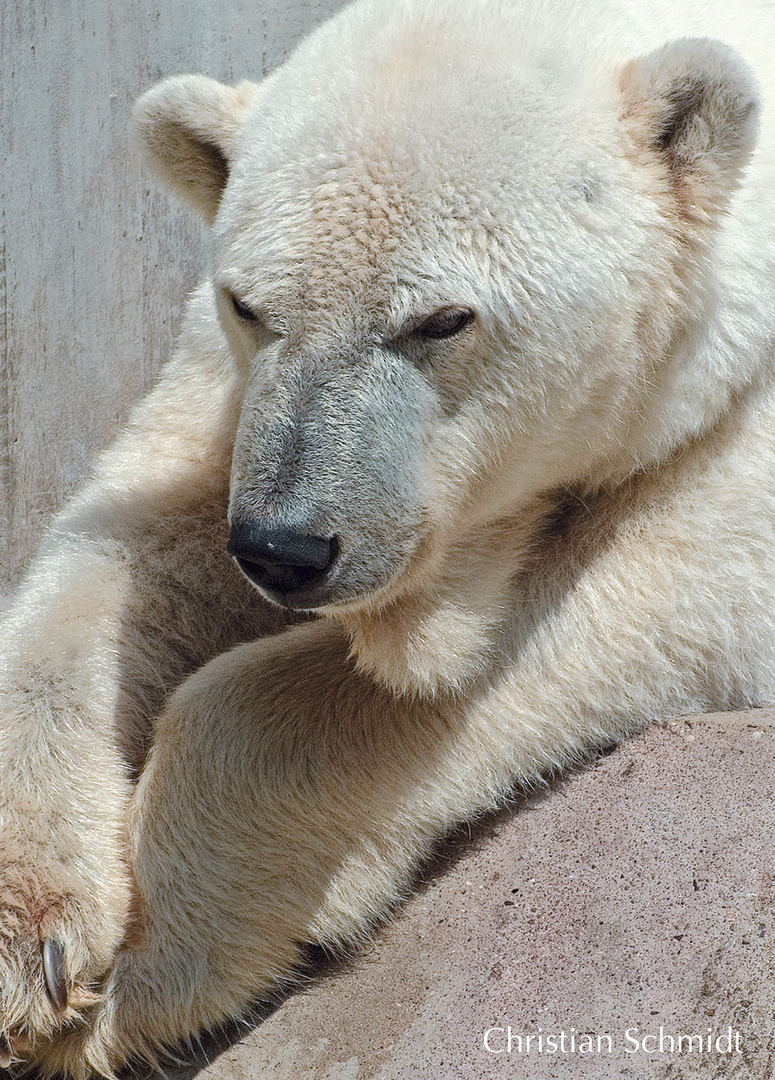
[227,521,338,596]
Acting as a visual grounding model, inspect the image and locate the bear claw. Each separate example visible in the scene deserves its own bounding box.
[0,1035,12,1069]
[43,938,68,1012]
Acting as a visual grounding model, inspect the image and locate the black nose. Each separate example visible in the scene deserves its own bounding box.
[227,521,338,596]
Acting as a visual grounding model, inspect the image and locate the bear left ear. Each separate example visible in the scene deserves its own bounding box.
[133,75,258,225]
[620,38,759,220]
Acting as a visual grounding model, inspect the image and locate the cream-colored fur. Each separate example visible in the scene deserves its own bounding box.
[2,0,775,1074]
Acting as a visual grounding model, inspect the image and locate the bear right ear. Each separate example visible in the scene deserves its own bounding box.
[133,75,258,224]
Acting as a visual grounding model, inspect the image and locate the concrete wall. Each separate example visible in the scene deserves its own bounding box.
[0,0,347,596]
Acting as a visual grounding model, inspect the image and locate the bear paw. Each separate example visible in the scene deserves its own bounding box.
[0,860,121,1071]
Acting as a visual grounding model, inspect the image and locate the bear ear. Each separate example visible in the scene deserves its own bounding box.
[133,75,258,224]
[620,38,759,220]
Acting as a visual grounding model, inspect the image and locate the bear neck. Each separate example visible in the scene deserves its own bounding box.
[337,495,556,698]
[336,378,768,701]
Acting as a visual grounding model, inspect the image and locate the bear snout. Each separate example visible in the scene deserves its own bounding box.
[227,520,339,603]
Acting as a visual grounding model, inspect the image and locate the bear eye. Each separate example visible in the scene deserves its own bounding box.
[415,306,474,340]
[229,293,260,323]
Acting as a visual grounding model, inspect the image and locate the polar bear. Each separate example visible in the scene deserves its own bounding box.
[1,0,774,1074]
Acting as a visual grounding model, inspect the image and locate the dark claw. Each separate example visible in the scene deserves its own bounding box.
[42,938,68,1011]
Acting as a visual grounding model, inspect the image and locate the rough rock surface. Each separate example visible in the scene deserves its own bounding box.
[120,710,775,1080]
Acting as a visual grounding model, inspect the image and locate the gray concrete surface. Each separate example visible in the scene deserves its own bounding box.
[136,709,775,1080]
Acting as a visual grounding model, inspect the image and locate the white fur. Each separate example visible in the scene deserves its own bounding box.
[1,0,774,1074]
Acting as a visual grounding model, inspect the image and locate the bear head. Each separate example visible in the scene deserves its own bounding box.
[133,0,759,692]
